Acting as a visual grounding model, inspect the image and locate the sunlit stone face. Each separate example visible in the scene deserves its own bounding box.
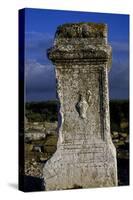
[43,23,117,191]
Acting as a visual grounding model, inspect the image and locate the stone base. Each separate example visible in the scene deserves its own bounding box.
[43,141,117,191]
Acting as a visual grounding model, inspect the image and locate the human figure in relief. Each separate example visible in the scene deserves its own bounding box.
[77,90,91,119]
[77,94,88,119]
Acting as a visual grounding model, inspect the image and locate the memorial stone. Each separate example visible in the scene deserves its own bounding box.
[43,23,118,190]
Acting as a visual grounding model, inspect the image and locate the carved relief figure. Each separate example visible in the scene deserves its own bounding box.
[86,90,92,104]
[77,94,88,119]
[76,90,91,119]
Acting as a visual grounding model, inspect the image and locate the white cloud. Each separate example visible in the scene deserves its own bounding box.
[111,41,129,52]
[25,59,56,92]
[25,31,54,49]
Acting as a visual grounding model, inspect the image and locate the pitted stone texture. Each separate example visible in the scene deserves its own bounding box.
[43,22,117,190]
[44,143,116,190]
[48,23,111,65]
[56,23,107,39]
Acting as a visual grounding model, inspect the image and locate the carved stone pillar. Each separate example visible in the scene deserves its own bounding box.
[43,23,117,190]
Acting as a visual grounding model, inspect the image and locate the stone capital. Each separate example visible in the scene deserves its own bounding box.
[48,23,112,66]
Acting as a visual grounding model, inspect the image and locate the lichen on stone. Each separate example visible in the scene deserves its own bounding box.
[56,22,107,38]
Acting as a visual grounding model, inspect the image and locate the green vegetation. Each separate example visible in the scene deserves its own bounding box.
[109,100,129,133]
[26,100,129,133]
[26,100,58,122]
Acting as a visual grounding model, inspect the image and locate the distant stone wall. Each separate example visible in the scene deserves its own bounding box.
[43,22,117,190]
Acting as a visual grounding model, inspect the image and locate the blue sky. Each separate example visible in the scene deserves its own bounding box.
[24,8,129,101]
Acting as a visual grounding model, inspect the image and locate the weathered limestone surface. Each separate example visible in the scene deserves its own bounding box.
[43,23,118,190]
